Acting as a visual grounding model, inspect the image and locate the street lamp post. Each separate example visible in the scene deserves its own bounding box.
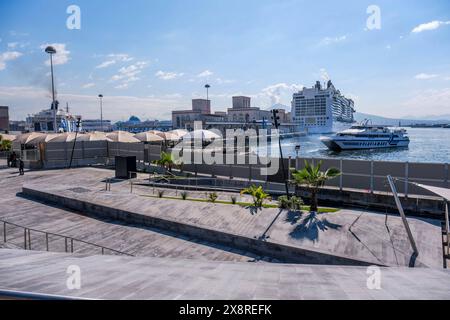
[68,116,82,169]
[98,94,104,132]
[45,46,57,133]
[205,84,210,104]
[272,109,290,199]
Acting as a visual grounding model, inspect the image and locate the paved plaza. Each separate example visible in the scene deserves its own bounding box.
[0,166,447,299]
[1,249,450,300]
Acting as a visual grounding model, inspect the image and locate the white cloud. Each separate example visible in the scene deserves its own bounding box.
[7,42,18,49]
[197,70,213,78]
[8,42,28,49]
[40,43,71,65]
[0,51,23,70]
[114,83,129,89]
[96,60,116,69]
[412,20,450,33]
[319,35,347,46]
[216,78,235,84]
[155,70,184,80]
[9,31,29,37]
[108,53,133,62]
[261,83,304,106]
[414,73,439,80]
[82,83,95,89]
[319,68,330,82]
[96,53,133,69]
[111,61,149,88]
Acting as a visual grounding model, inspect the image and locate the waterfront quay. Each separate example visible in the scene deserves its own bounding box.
[1,164,450,299]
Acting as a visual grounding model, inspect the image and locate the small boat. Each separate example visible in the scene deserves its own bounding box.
[320,119,410,151]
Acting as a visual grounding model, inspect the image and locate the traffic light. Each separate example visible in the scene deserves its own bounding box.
[271,109,280,128]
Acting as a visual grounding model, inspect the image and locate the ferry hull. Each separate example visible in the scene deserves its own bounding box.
[321,137,410,151]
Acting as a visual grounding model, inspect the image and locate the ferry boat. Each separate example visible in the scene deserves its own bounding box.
[320,120,410,151]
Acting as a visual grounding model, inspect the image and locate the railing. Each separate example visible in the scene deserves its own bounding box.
[445,201,450,257]
[179,156,450,198]
[0,219,133,257]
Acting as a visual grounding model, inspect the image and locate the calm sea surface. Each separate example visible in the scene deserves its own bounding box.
[265,128,450,164]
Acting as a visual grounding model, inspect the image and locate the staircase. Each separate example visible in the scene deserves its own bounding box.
[0,219,133,257]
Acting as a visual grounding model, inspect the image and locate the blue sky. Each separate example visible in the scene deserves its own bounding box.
[0,0,450,121]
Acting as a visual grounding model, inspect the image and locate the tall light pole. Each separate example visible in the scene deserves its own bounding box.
[272,109,290,199]
[205,83,210,104]
[98,94,104,132]
[45,46,57,133]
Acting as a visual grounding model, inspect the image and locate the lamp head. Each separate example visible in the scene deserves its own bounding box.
[45,46,57,54]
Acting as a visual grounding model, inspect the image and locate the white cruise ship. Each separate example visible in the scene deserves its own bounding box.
[320,120,410,151]
[26,101,81,133]
[291,80,355,134]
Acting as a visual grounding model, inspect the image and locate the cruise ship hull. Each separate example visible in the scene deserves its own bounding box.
[321,137,410,151]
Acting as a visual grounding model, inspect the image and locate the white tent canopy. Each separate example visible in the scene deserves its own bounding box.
[106,131,140,143]
[168,129,189,138]
[0,134,17,142]
[16,132,46,145]
[182,130,221,141]
[134,132,164,143]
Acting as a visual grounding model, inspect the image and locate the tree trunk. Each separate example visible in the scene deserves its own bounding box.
[310,189,318,212]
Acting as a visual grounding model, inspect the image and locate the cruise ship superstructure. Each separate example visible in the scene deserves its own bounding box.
[291,80,355,134]
[26,101,81,133]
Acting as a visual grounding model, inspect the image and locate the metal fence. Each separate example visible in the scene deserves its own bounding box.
[181,156,449,198]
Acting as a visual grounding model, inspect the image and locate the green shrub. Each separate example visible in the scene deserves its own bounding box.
[290,196,304,211]
[240,185,271,208]
[208,192,218,203]
[278,195,304,211]
[278,196,291,209]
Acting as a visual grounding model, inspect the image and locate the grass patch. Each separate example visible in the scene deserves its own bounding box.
[141,194,339,213]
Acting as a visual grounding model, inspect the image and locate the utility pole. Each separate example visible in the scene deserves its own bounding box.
[68,117,82,169]
[272,109,290,199]
[45,46,57,132]
[205,84,210,102]
[98,94,104,132]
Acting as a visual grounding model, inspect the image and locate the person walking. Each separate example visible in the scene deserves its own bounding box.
[19,159,24,176]
[7,153,12,167]
[11,151,17,167]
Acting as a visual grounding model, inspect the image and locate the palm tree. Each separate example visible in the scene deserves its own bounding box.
[152,151,176,172]
[0,135,12,152]
[291,160,341,212]
[240,185,271,208]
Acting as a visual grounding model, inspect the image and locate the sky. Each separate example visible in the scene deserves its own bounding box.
[0,0,450,121]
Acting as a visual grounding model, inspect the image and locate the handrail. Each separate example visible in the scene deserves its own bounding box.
[0,218,133,257]
[445,201,449,257]
[387,175,419,258]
